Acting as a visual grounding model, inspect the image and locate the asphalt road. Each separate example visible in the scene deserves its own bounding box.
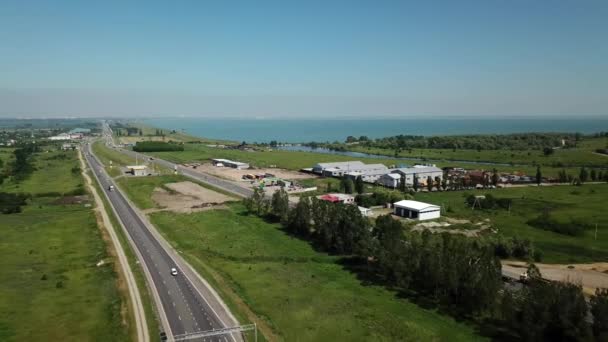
[128,150,254,198]
[84,142,235,342]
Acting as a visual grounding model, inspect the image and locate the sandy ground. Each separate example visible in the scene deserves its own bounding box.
[183,163,316,182]
[503,261,608,295]
[147,181,233,214]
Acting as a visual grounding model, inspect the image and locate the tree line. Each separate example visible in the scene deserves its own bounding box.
[244,188,608,340]
[306,132,585,151]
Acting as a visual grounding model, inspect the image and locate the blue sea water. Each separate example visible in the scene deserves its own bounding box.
[144,117,608,143]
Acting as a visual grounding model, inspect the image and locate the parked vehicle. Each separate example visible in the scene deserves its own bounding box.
[171,268,178,276]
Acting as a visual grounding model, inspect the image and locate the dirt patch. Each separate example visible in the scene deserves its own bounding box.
[184,163,316,182]
[409,217,495,237]
[52,195,90,205]
[503,261,608,295]
[150,181,233,213]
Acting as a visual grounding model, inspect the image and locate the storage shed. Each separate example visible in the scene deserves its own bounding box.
[393,200,440,221]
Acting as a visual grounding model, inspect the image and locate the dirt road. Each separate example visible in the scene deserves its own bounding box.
[503,261,608,295]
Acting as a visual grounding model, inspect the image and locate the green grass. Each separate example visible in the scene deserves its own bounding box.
[0,199,128,341]
[149,204,484,341]
[414,184,608,263]
[2,150,83,195]
[349,137,608,168]
[117,174,189,209]
[92,140,137,177]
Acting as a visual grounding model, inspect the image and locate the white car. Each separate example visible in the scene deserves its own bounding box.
[170,268,178,276]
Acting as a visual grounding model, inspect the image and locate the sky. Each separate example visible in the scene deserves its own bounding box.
[0,0,607,118]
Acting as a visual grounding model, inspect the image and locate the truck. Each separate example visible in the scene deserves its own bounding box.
[108,185,114,191]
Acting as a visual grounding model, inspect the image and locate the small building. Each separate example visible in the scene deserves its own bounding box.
[127,165,148,176]
[318,193,356,205]
[61,143,75,151]
[393,200,441,221]
[358,206,373,217]
[377,173,401,188]
[211,158,250,169]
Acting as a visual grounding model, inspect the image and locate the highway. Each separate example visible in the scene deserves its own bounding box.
[84,141,239,342]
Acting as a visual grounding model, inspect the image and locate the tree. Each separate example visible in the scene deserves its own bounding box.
[287,196,312,236]
[427,176,433,192]
[543,146,554,156]
[590,169,597,181]
[244,187,267,216]
[138,128,143,136]
[271,188,289,223]
[492,168,499,186]
[398,176,406,192]
[345,136,357,143]
[340,175,354,194]
[412,174,419,191]
[580,167,588,183]
[326,180,333,192]
[355,176,364,194]
[536,166,542,186]
[591,288,608,341]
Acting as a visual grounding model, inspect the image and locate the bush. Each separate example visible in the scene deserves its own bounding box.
[0,192,29,214]
[527,210,588,236]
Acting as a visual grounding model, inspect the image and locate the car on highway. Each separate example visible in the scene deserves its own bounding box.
[170,267,178,276]
[108,185,114,191]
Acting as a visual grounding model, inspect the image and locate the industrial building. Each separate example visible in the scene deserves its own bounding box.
[211,158,250,170]
[312,161,365,175]
[127,165,148,176]
[377,173,401,188]
[314,161,389,178]
[344,164,391,183]
[391,166,443,186]
[393,200,441,221]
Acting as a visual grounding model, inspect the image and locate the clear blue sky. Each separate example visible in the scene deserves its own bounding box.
[1,0,606,117]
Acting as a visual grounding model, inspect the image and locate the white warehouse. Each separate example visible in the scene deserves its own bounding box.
[393,200,441,221]
[391,166,443,186]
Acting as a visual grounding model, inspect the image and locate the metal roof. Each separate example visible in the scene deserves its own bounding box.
[393,200,440,211]
[392,166,442,174]
[315,161,365,169]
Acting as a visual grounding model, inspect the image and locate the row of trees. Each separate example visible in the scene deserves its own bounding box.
[244,189,608,340]
[556,167,608,184]
[334,133,579,151]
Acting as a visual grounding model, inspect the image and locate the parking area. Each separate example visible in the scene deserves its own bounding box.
[183,162,317,182]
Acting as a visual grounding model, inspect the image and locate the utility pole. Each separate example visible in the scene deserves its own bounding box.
[595,223,598,240]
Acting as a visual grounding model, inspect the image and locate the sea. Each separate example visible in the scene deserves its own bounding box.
[144,117,608,143]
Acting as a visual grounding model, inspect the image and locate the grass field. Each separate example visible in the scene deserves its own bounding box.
[414,184,608,264]
[92,140,138,177]
[2,150,84,195]
[0,150,128,341]
[349,137,608,168]
[117,174,189,209]
[148,203,484,341]
[147,143,579,178]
